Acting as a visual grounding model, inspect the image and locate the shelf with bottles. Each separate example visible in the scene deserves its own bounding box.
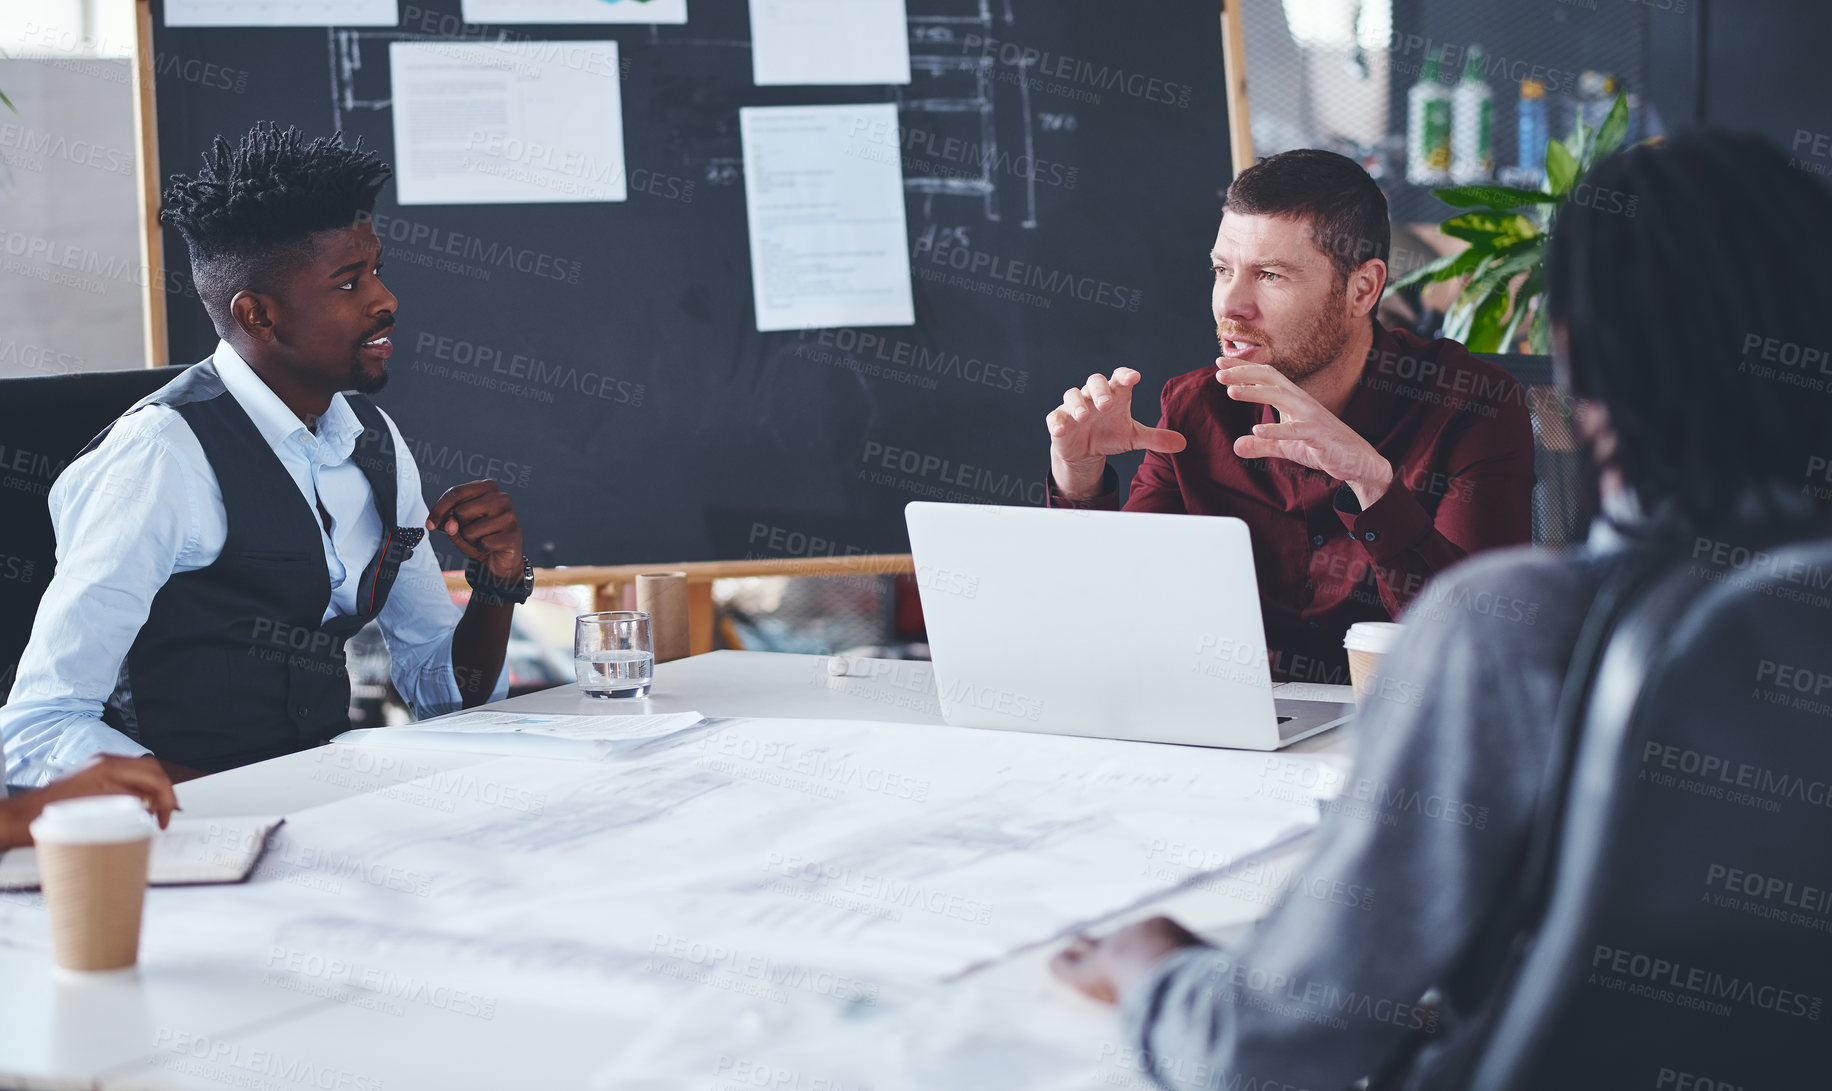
[1390,48,1651,225]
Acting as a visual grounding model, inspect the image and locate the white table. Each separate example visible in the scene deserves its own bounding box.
[0,652,1355,1091]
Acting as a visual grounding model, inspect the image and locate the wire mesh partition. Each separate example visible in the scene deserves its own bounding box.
[1238,0,1662,228]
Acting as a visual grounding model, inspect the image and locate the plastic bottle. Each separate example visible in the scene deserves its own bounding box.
[1406,50,1452,186]
[1516,78,1547,187]
[1576,71,1620,133]
[1450,46,1494,184]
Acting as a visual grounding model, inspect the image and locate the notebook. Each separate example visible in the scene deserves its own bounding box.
[0,814,285,891]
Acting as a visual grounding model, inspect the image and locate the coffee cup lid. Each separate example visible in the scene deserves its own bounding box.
[28,795,158,844]
[1344,621,1406,653]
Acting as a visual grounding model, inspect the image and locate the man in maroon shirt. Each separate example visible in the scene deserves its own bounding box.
[1046,149,1534,683]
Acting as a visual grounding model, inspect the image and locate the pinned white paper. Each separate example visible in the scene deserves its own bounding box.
[165,0,396,26]
[461,0,687,23]
[389,41,628,205]
[740,104,916,331]
[749,0,911,86]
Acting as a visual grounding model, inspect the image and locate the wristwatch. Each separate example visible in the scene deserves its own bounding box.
[465,555,534,606]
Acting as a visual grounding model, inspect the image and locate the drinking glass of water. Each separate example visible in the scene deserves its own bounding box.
[574,611,654,698]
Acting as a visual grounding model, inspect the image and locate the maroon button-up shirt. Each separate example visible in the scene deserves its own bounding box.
[1050,321,1535,684]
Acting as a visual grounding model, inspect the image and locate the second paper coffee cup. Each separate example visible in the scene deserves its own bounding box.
[1343,622,1406,709]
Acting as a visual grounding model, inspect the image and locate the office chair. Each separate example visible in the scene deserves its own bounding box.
[1465,535,1832,1089]
[0,367,187,689]
[1478,353,1594,548]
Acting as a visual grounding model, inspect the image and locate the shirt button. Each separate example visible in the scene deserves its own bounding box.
[1306,620,1321,630]
[295,704,311,717]
[1311,534,1327,547]
[1363,531,1379,542]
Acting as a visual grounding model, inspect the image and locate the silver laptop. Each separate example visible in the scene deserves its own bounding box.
[904,502,1354,750]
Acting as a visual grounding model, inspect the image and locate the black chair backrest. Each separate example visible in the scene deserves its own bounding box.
[0,367,186,690]
[1473,536,1832,1089]
[1476,353,1594,548]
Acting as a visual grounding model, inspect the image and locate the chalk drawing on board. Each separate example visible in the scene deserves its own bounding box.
[897,0,1035,230]
[323,0,1043,226]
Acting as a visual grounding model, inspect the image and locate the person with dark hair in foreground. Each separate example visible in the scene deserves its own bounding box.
[1045,148,1536,684]
[1051,131,1832,1088]
[0,123,533,784]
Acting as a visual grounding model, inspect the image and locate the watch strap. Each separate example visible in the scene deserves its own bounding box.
[465,555,533,606]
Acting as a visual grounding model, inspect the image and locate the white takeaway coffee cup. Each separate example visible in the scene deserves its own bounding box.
[1343,622,1407,710]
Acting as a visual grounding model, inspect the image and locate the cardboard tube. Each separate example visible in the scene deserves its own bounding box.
[637,572,690,663]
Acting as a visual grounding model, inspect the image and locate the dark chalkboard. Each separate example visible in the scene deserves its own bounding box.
[149,0,1230,566]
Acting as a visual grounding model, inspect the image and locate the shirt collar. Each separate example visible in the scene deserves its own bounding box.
[212,340,365,465]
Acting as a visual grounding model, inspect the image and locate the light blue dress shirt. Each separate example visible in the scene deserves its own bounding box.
[0,341,506,783]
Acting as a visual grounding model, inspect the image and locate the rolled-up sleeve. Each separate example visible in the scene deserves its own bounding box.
[0,423,201,782]
[373,420,508,717]
[1332,393,1536,617]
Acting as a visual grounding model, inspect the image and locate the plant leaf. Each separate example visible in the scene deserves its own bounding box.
[1386,244,1487,293]
[1569,114,1596,166]
[1465,236,1544,295]
[1464,281,1516,353]
[1458,241,1542,350]
[1434,184,1560,210]
[1444,283,1494,345]
[1528,304,1552,355]
[1441,253,1501,343]
[1592,93,1630,161]
[1441,236,1542,348]
[1441,211,1537,246]
[1545,140,1579,196]
[1499,265,1544,352]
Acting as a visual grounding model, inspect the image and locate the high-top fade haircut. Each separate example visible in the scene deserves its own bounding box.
[1223,148,1390,283]
[160,122,391,335]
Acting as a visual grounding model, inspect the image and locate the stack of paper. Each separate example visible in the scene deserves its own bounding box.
[332,711,708,760]
[140,717,1333,1004]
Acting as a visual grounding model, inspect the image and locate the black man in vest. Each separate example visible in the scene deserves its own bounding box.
[2,124,532,784]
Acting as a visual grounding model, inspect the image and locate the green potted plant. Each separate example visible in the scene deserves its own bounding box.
[1388,94,1632,354]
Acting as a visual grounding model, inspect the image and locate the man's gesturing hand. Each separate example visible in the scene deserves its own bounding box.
[1046,368,1187,500]
[427,480,523,583]
[1219,362,1394,508]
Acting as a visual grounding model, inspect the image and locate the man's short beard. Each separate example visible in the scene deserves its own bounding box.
[349,360,389,394]
[1270,278,1354,382]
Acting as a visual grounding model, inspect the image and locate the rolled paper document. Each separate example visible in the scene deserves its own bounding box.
[636,571,690,664]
